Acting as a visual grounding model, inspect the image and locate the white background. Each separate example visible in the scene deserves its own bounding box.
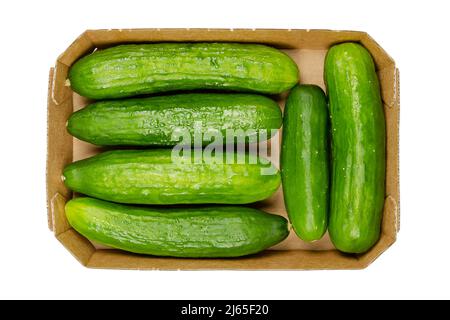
[0,0,449,300]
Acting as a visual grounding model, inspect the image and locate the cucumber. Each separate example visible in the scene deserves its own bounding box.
[68,43,299,99]
[281,85,329,242]
[325,43,386,253]
[63,149,281,205]
[66,197,289,258]
[67,93,282,146]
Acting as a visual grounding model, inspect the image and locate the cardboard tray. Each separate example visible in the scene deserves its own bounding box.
[47,28,400,270]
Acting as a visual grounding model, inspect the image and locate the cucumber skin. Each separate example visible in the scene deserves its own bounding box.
[68,43,299,99]
[325,43,386,253]
[66,197,289,258]
[67,93,282,146]
[281,85,329,242]
[63,149,281,205]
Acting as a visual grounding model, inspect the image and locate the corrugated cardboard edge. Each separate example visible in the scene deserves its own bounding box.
[395,68,401,231]
[46,28,400,270]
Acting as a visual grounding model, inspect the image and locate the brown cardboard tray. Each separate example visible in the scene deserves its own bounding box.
[47,28,400,270]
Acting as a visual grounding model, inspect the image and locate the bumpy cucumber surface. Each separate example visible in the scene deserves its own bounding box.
[69,43,299,99]
[63,149,281,205]
[281,85,329,242]
[66,197,289,258]
[325,43,386,253]
[67,93,282,146]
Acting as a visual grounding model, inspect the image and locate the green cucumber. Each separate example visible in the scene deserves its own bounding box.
[281,85,329,242]
[68,43,299,99]
[67,93,282,146]
[63,149,280,205]
[66,197,289,258]
[325,43,386,253]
